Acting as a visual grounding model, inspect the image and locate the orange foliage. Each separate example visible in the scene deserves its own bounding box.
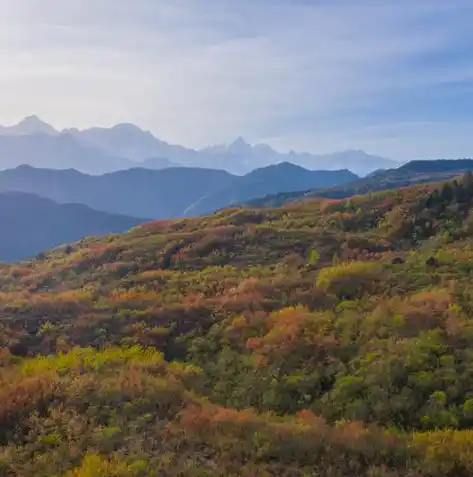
[109,289,158,303]
[8,266,33,278]
[296,409,327,427]
[179,404,260,433]
[400,290,454,331]
[319,198,344,213]
[0,373,57,425]
[139,219,174,231]
[408,290,453,312]
[244,306,332,356]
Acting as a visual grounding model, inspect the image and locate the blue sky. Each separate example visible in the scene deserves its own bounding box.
[1,0,473,160]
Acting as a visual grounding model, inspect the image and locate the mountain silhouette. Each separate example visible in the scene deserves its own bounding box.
[0,163,357,219]
[0,133,135,174]
[244,158,473,208]
[0,191,144,262]
[184,162,358,215]
[0,115,59,136]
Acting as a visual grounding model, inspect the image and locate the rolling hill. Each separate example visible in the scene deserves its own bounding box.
[0,176,473,474]
[0,192,144,261]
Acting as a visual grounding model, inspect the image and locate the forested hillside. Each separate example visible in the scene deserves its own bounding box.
[2,175,473,475]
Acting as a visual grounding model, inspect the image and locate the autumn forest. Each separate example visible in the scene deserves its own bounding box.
[2,174,473,475]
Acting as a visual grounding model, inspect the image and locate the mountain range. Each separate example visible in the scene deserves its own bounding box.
[0,163,358,220]
[0,116,397,176]
[0,191,143,262]
[244,159,473,208]
[3,115,472,264]
[4,157,473,263]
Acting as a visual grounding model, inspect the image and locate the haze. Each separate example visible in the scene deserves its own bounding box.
[1,0,473,160]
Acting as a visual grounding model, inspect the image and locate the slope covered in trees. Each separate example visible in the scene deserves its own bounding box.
[1,175,473,475]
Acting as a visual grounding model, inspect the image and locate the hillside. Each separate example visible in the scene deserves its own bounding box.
[0,163,356,219]
[1,176,473,474]
[0,192,144,262]
[246,158,473,208]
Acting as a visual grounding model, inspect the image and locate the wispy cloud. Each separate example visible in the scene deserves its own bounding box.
[0,0,473,159]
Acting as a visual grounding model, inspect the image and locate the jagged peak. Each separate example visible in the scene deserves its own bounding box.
[8,115,59,135]
[227,137,252,153]
[19,115,47,124]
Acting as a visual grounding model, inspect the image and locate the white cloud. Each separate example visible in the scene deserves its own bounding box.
[0,0,472,158]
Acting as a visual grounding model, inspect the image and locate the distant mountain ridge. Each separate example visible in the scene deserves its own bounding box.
[0,133,137,174]
[0,192,144,262]
[244,159,473,208]
[198,138,396,176]
[184,162,357,215]
[0,115,58,136]
[0,163,358,219]
[65,123,190,164]
[0,116,397,176]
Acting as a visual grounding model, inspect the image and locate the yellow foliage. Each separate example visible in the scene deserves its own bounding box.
[413,429,473,474]
[316,261,384,299]
[21,346,163,376]
[66,453,146,477]
[317,261,383,289]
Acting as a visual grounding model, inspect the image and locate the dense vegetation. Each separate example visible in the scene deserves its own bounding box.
[2,174,473,475]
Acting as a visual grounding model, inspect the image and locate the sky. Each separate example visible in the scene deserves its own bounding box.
[1,0,473,160]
